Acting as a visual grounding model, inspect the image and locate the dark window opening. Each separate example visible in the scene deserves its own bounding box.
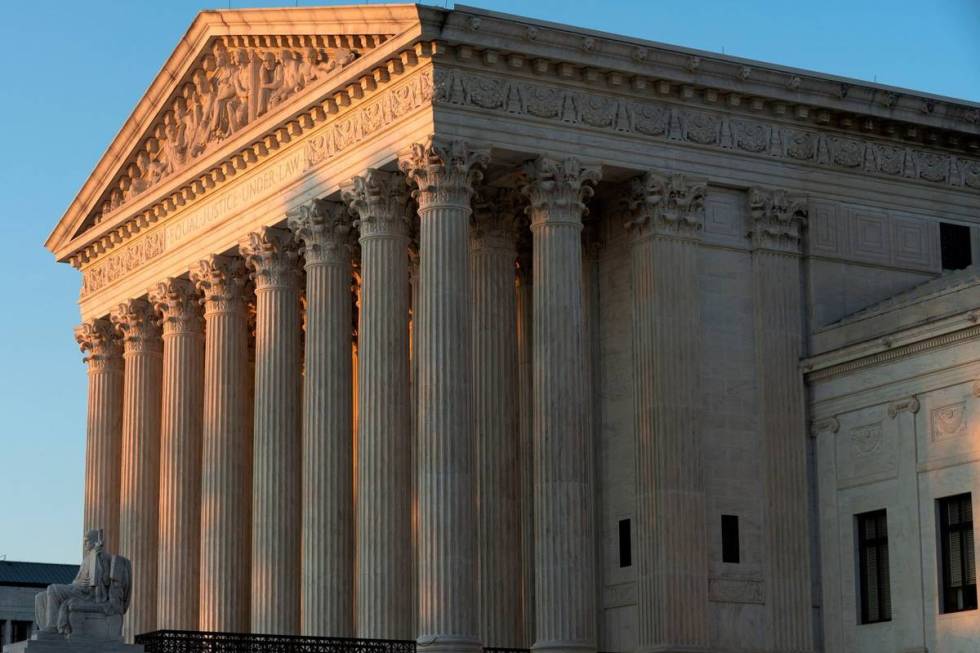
[618,518,632,568]
[857,509,891,624]
[939,493,977,613]
[11,621,33,643]
[940,222,972,271]
[721,514,740,564]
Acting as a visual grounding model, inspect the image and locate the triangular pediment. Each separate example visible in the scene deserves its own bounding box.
[47,4,431,260]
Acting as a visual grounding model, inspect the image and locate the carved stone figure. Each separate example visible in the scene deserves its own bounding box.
[257,52,283,116]
[33,529,131,641]
[270,50,300,107]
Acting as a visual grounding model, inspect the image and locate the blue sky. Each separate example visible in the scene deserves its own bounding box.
[0,1,977,564]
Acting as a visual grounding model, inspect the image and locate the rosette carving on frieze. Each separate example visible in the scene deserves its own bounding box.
[287,199,355,266]
[625,171,706,239]
[239,226,302,289]
[399,138,491,210]
[341,169,413,238]
[747,187,808,253]
[191,254,249,314]
[520,157,601,227]
[110,298,163,352]
[149,277,203,335]
[74,318,123,369]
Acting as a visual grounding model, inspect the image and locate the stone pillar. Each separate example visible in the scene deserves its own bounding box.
[626,173,710,651]
[149,278,204,631]
[191,255,251,632]
[748,188,813,652]
[520,157,599,653]
[111,298,163,641]
[470,189,522,647]
[240,227,303,635]
[75,318,123,551]
[288,200,355,636]
[342,169,413,639]
[401,140,489,653]
[514,234,534,648]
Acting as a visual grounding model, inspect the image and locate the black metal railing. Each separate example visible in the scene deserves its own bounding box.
[136,630,417,653]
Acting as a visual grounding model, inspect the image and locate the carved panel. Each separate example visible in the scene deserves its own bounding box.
[847,207,890,265]
[808,199,845,258]
[702,188,745,246]
[931,402,968,442]
[836,409,897,488]
[851,423,883,456]
[890,215,936,270]
[708,578,765,604]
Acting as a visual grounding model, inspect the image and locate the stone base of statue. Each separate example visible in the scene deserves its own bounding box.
[2,631,142,653]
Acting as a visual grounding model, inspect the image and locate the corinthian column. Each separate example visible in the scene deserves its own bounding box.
[342,169,413,639]
[520,157,599,653]
[191,255,251,633]
[748,188,813,652]
[75,319,123,551]
[288,200,355,636]
[626,173,709,651]
[515,234,534,648]
[401,140,489,653]
[111,298,163,641]
[149,278,204,631]
[240,227,303,635]
[470,189,522,647]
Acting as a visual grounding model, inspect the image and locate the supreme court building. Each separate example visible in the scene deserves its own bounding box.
[44,5,980,653]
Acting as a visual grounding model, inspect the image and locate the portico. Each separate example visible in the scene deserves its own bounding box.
[45,5,980,653]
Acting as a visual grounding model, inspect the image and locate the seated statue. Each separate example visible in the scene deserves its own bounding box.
[34,529,131,642]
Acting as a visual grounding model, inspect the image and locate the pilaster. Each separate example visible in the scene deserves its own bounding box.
[240,226,303,635]
[149,277,204,631]
[515,230,534,648]
[521,157,600,653]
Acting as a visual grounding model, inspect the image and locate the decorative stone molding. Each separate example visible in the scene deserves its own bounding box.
[625,171,706,238]
[341,169,413,238]
[287,199,355,266]
[810,417,840,437]
[110,298,163,352]
[888,397,920,419]
[433,69,980,192]
[520,157,601,227]
[190,255,249,314]
[399,137,490,209]
[239,227,302,288]
[708,577,765,605]
[75,318,123,368]
[149,278,203,335]
[747,187,808,253]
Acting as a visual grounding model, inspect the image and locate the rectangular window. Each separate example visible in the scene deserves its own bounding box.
[940,222,972,271]
[618,518,632,568]
[722,514,740,563]
[939,493,977,613]
[857,509,891,624]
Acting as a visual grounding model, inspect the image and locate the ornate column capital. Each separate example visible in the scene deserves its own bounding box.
[239,226,302,290]
[111,298,163,353]
[748,187,808,253]
[810,417,840,437]
[625,172,706,239]
[191,255,249,314]
[149,278,203,336]
[287,199,355,267]
[399,137,490,210]
[341,169,412,239]
[888,397,921,419]
[471,187,521,249]
[520,157,601,229]
[75,318,123,369]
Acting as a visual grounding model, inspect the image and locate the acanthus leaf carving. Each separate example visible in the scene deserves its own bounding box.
[74,318,123,369]
[110,297,163,353]
[148,277,203,335]
[190,254,249,315]
[287,198,355,266]
[748,187,808,253]
[399,137,490,210]
[520,157,601,227]
[471,187,522,245]
[341,169,413,238]
[625,171,706,238]
[239,226,302,289]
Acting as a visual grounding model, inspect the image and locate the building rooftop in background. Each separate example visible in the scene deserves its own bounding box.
[0,561,77,589]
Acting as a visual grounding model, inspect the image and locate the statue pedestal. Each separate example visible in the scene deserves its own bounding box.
[3,633,142,653]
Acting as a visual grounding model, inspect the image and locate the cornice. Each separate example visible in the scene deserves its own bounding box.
[446,5,979,141]
[48,4,440,263]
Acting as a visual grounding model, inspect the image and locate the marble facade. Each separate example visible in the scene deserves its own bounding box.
[45,5,980,653]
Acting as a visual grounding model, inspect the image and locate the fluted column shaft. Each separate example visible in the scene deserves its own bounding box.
[749,188,813,652]
[343,170,413,639]
[471,193,522,647]
[521,158,599,653]
[289,201,355,636]
[150,278,205,630]
[627,173,710,651]
[112,299,163,641]
[515,259,534,648]
[76,319,124,551]
[193,255,251,632]
[241,227,302,635]
[402,141,489,653]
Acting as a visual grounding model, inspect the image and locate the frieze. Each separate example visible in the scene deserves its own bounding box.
[80,70,433,297]
[433,68,980,192]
